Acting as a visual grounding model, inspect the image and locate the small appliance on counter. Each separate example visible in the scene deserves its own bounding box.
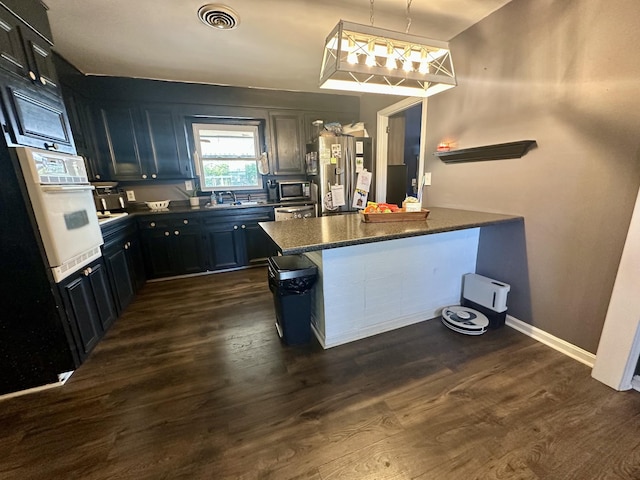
[278,180,311,202]
[441,273,511,335]
[267,179,279,202]
[93,182,127,214]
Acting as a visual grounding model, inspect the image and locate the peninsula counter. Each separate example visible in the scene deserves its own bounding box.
[259,207,523,348]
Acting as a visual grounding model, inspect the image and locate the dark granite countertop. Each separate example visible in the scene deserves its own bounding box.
[98,200,314,229]
[128,199,312,215]
[259,207,523,255]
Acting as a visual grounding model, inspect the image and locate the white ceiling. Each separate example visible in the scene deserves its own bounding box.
[44,0,511,94]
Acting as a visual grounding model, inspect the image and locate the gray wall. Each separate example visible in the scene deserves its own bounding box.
[359,94,405,141]
[423,0,640,353]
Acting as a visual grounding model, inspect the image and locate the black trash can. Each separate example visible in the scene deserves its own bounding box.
[268,255,318,345]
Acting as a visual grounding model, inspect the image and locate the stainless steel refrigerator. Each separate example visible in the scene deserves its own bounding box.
[308,136,374,215]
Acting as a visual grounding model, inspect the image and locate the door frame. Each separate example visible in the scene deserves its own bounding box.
[375,97,428,202]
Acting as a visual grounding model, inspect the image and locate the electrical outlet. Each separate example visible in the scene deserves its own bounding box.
[185,180,193,191]
[126,190,136,202]
[424,172,432,186]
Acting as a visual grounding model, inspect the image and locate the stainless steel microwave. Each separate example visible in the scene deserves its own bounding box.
[278,180,311,201]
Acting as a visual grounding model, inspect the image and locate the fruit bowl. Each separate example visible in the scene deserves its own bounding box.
[145,200,170,210]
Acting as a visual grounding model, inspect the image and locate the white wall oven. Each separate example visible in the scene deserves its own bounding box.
[15,147,103,282]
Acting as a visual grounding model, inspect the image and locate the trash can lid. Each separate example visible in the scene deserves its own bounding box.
[268,255,317,280]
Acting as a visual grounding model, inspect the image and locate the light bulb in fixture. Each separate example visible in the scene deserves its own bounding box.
[385,44,396,69]
[418,49,429,74]
[366,41,376,67]
[347,37,358,64]
[402,47,413,72]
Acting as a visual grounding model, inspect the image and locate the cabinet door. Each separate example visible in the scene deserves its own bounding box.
[268,111,305,175]
[0,6,28,79]
[205,222,244,270]
[126,234,146,292]
[244,223,277,266]
[0,83,75,153]
[173,225,207,274]
[59,273,102,357]
[96,105,144,180]
[104,245,135,314]
[20,26,58,95]
[142,107,191,179]
[240,215,277,266]
[140,228,176,279]
[60,89,103,177]
[87,262,118,331]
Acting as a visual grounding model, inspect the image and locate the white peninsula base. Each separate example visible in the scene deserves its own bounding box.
[305,228,480,348]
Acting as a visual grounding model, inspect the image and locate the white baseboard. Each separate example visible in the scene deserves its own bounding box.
[506,315,596,367]
[311,322,326,349]
[0,370,74,402]
[314,312,598,370]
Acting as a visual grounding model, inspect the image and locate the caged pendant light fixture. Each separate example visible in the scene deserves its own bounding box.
[319,0,456,97]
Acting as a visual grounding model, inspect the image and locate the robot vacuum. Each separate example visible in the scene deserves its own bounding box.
[441,306,489,335]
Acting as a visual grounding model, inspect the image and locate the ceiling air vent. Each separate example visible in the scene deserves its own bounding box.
[197,4,240,30]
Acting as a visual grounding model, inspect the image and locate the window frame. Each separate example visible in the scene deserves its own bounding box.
[192,120,264,192]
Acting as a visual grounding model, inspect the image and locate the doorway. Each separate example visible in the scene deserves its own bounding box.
[375,98,428,203]
[386,104,423,205]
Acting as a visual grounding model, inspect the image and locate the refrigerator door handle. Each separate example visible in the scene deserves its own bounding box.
[345,138,354,211]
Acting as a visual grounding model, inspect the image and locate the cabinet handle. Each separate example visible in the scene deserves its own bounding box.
[164,231,170,236]
[28,71,37,81]
[150,222,156,227]
[44,143,59,151]
[124,243,129,249]
[95,174,101,180]
[40,76,47,85]
[233,225,238,230]
[174,230,180,235]
[142,174,147,179]
[183,219,188,224]
[151,174,157,179]
[241,224,246,229]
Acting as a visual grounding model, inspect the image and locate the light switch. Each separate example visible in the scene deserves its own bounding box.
[424,172,432,186]
[126,190,136,202]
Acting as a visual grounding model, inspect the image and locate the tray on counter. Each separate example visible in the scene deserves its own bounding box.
[360,208,430,223]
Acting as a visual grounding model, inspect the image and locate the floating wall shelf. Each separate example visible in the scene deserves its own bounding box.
[434,140,537,164]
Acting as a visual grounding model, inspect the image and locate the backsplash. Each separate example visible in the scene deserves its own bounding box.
[119,181,268,207]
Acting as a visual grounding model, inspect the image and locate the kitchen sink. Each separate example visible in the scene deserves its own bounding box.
[206,201,265,208]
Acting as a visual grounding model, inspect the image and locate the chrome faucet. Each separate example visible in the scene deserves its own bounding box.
[225,191,237,203]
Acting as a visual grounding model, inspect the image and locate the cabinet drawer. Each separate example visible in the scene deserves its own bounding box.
[137,214,201,230]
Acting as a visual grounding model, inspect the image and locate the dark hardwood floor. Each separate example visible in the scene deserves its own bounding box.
[1,267,639,479]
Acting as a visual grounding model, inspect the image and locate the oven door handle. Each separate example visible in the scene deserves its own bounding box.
[41,185,96,193]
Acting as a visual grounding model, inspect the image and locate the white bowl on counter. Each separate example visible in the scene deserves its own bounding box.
[145,200,171,210]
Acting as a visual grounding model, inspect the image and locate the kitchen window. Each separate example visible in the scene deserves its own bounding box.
[193,122,261,190]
